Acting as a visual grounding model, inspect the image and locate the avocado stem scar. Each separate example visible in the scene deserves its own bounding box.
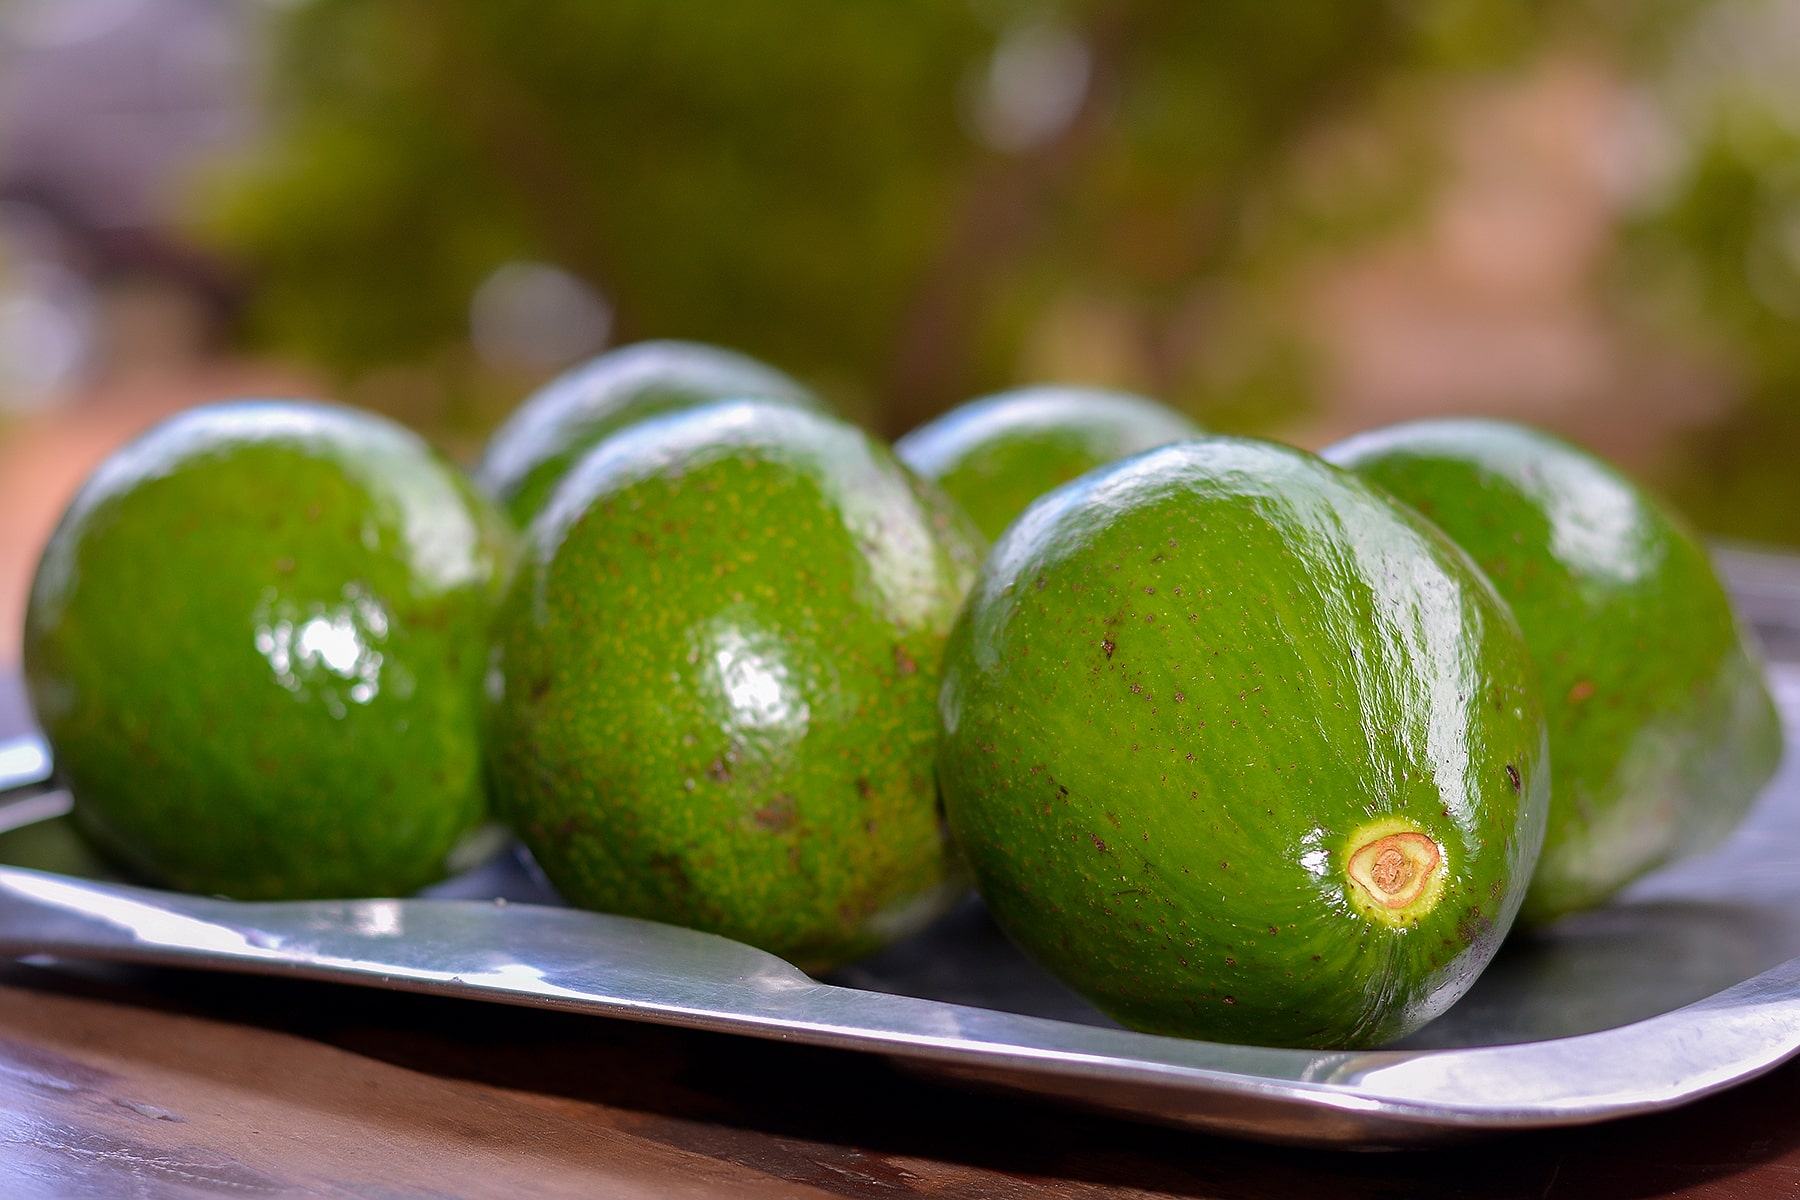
[1347,831,1441,909]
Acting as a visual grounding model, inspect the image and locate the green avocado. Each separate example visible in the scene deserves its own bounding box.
[937,436,1548,1048]
[484,401,982,972]
[476,339,826,523]
[895,386,1203,542]
[24,401,513,899]
[1324,419,1782,924]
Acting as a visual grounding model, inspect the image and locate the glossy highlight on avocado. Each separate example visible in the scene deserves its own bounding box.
[1325,419,1782,924]
[895,385,1202,541]
[24,401,513,899]
[937,436,1548,1048]
[476,339,825,522]
[484,401,983,972]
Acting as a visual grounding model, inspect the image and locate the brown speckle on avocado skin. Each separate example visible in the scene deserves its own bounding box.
[752,793,798,832]
[483,402,980,972]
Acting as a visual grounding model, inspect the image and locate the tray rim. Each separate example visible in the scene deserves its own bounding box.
[3,752,1800,1150]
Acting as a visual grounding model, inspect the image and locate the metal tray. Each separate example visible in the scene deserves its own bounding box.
[5,548,1800,1150]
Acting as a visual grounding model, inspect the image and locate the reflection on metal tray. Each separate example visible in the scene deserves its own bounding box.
[0,548,1798,1148]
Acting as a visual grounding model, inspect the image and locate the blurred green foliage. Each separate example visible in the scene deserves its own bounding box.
[200,0,1800,544]
[1604,2,1800,544]
[200,0,1550,438]
[209,2,978,423]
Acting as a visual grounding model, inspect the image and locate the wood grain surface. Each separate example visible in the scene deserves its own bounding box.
[5,955,1800,1198]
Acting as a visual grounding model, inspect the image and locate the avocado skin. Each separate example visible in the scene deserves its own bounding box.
[477,340,825,523]
[24,401,513,899]
[895,386,1202,542]
[937,437,1548,1048]
[485,401,983,972]
[1325,419,1783,924]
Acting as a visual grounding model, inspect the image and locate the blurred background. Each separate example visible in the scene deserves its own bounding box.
[4,0,1800,663]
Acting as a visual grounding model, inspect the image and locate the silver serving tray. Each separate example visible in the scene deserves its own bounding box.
[5,547,1800,1150]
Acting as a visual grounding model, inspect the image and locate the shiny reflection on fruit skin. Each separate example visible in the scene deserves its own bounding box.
[252,583,406,718]
[895,386,1203,542]
[1539,459,1658,588]
[1328,419,1662,592]
[34,403,495,605]
[700,619,812,739]
[23,400,513,900]
[474,340,825,523]
[939,435,1548,1048]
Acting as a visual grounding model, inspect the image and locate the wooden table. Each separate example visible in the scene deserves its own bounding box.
[11,959,1800,1199]
[6,680,1800,1198]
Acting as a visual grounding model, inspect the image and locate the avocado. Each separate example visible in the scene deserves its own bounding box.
[23,401,513,899]
[476,339,826,523]
[1324,419,1782,924]
[484,401,982,972]
[936,436,1548,1048]
[895,386,1203,542]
